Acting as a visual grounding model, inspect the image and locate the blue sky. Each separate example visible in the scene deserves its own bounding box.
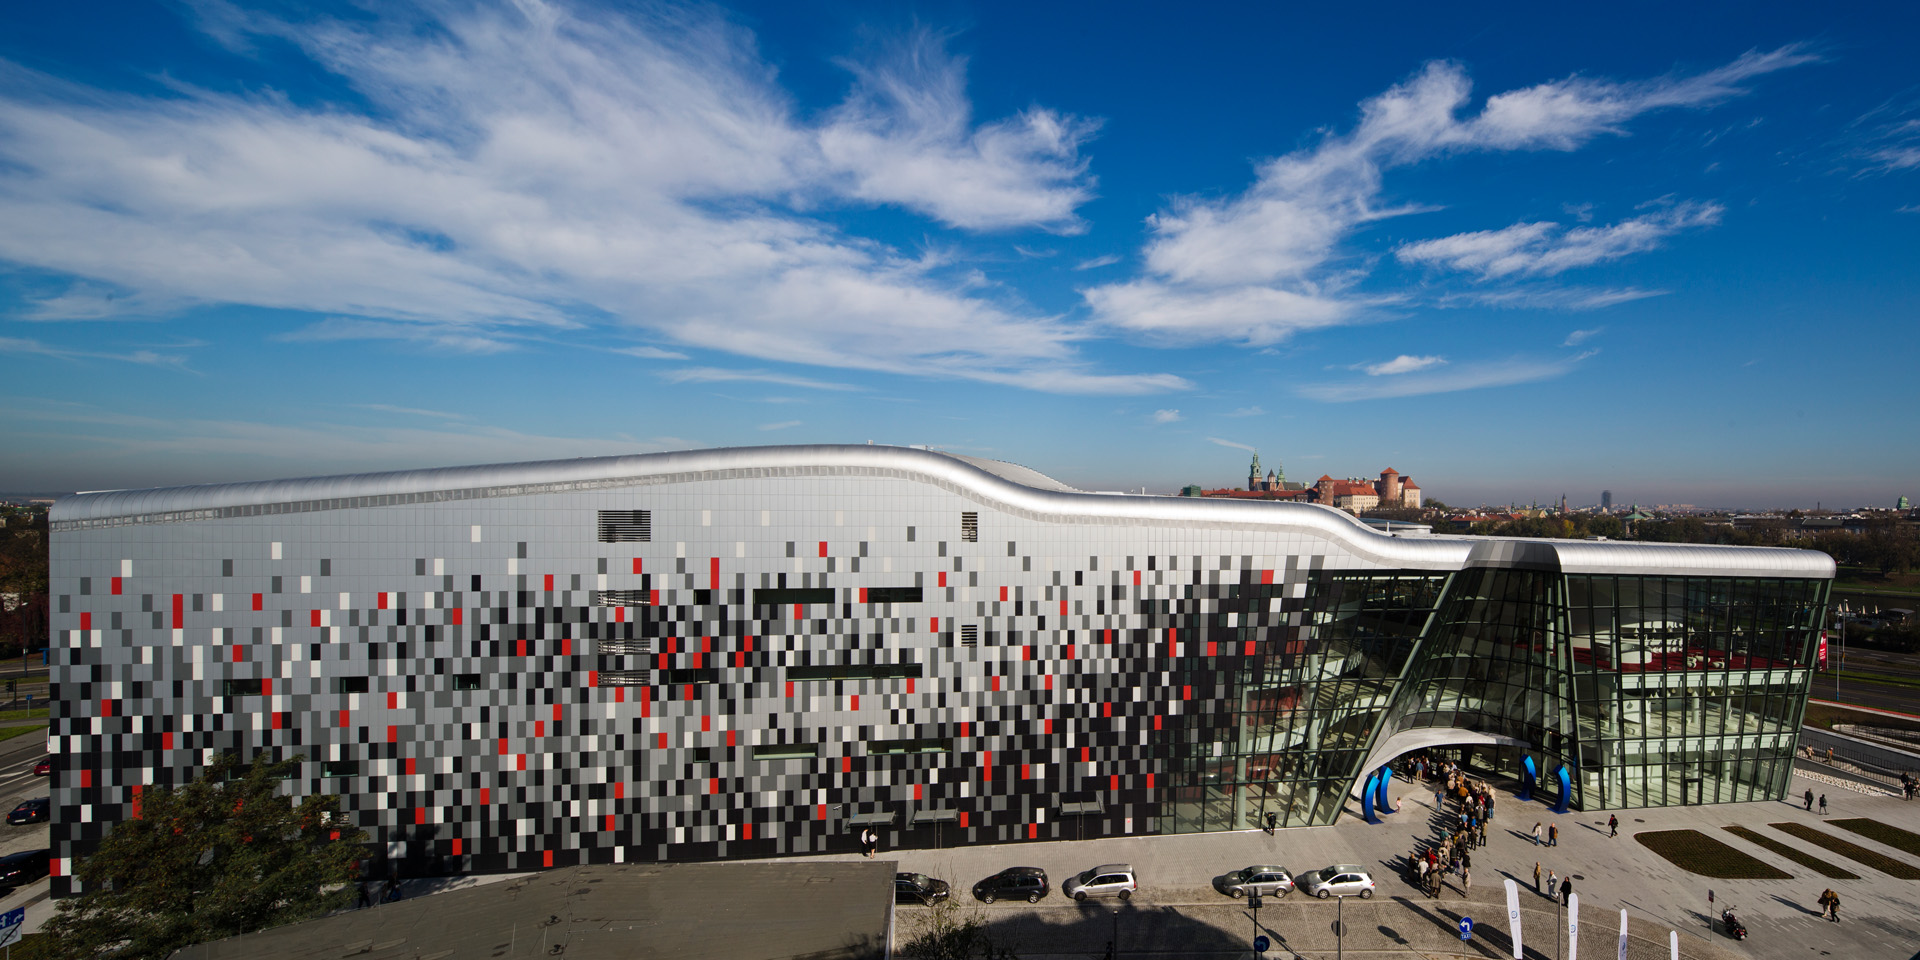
[2,1,1916,508]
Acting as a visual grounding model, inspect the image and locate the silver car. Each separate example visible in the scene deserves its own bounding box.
[1298,864,1375,899]
[1063,863,1137,902]
[1214,865,1294,899]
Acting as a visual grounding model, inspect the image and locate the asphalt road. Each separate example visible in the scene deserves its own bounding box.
[0,723,52,927]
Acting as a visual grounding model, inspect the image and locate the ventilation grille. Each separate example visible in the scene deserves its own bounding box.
[960,624,979,648]
[961,511,978,542]
[596,510,651,543]
[596,589,650,607]
[597,638,652,655]
[594,670,649,686]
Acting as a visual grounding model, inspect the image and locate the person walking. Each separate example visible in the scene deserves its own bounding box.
[1819,793,1828,815]
[1532,821,1543,845]
[1560,876,1573,906]
[1547,869,1558,899]
[1804,789,1815,811]
[1548,822,1559,847]
[1608,814,1619,838]
[1533,861,1542,894]
[1817,888,1839,923]
[860,826,877,858]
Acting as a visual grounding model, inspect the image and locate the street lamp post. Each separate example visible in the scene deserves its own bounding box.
[1248,892,1263,955]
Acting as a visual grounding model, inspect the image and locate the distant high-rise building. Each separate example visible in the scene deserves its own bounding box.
[1602,490,1613,513]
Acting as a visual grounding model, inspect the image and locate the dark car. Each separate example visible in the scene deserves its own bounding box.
[6,798,48,826]
[973,866,1048,904]
[0,850,49,888]
[31,757,50,777]
[895,872,952,905]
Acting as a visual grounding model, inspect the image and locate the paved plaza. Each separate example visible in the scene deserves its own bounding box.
[797,764,1920,960]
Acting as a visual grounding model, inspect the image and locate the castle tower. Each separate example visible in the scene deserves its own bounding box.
[1379,468,1401,506]
[1248,452,1263,491]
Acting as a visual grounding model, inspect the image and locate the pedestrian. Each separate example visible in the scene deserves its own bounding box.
[1830,890,1841,924]
[1547,869,1558,898]
[860,826,877,858]
[1804,789,1814,811]
[356,881,372,909]
[1464,865,1472,890]
[1533,861,1542,894]
[1819,793,1828,815]
[1477,818,1488,845]
[1560,877,1573,905]
[1609,814,1619,838]
[1827,746,1834,764]
[1435,787,1445,810]
[1549,822,1559,846]
[1532,821,1543,845]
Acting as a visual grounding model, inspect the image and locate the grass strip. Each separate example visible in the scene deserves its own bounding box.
[0,707,49,722]
[1828,818,1920,858]
[0,723,43,744]
[1723,826,1858,879]
[1635,829,1791,879]
[1769,822,1920,879]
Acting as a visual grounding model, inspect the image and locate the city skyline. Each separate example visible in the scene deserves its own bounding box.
[1,2,1916,507]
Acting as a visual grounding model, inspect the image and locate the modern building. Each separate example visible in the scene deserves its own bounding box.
[47,445,1832,893]
[1602,490,1614,513]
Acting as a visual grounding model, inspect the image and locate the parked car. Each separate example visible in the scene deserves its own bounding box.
[31,757,50,777]
[1214,865,1294,899]
[1298,864,1375,899]
[0,850,49,888]
[973,867,1049,904]
[895,872,952,905]
[1063,863,1137,902]
[6,798,48,826]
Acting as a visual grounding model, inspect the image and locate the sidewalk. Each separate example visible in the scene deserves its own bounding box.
[779,770,1920,960]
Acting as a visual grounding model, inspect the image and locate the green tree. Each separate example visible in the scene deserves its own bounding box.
[43,753,367,960]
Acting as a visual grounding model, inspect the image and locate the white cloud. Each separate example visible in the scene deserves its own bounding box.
[1151,408,1183,423]
[1206,437,1258,453]
[1563,327,1603,346]
[1298,353,1594,402]
[1396,201,1722,278]
[612,345,691,361]
[0,3,1179,394]
[661,368,864,391]
[1084,47,1809,345]
[355,404,469,420]
[1364,354,1446,376]
[1441,287,1665,311]
[1074,254,1121,270]
[0,335,195,370]
[757,420,802,431]
[1226,406,1264,417]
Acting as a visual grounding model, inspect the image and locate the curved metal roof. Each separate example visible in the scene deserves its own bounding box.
[50,444,1833,578]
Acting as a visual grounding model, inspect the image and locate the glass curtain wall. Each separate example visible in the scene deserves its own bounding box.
[1162,572,1446,833]
[1390,568,1577,801]
[1566,575,1826,808]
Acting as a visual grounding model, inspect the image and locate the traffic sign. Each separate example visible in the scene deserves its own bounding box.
[1254,935,1270,953]
[1460,917,1475,941]
[0,906,25,948]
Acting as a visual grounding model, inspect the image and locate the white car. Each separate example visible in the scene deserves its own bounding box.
[1063,863,1137,902]
[1298,864,1375,899]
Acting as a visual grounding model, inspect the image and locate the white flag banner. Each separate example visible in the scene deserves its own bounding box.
[1568,892,1580,960]
[1670,930,1680,960]
[1504,878,1524,960]
[1618,908,1629,960]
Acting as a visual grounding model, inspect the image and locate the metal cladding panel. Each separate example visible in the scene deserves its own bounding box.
[1546,539,1834,579]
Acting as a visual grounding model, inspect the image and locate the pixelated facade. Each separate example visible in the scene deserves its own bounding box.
[46,446,1832,892]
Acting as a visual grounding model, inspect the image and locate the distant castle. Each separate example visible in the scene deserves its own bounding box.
[1184,454,1422,514]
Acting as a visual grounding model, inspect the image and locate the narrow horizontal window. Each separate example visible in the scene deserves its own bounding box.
[336,676,370,694]
[452,674,482,691]
[752,743,819,760]
[865,586,923,604]
[221,678,264,697]
[960,624,979,648]
[961,511,979,542]
[868,737,952,756]
[596,509,652,543]
[596,589,650,607]
[690,747,712,763]
[787,664,923,682]
[754,587,835,605]
[595,670,649,686]
[660,667,719,685]
[596,638,652,655]
[321,759,361,778]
